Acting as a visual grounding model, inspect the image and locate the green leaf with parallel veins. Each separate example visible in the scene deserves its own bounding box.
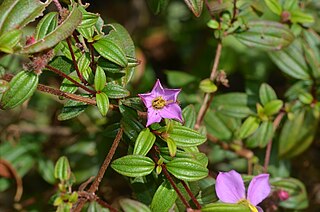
[93,36,128,67]
[264,99,283,116]
[111,155,155,177]
[77,53,94,84]
[54,156,71,181]
[259,83,277,106]
[0,29,22,53]
[20,5,82,54]
[97,58,124,73]
[182,105,196,128]
[150,181,177,211]
[264,0,282,15]
[211,93,255,118]
[38,158,55,184]
[59,72,80,95]
[120,105,145,141]
[77,7,99,28]
[235,20,294,51]
[94,66,106,91]
[184,0,203,17]
[35,12,58,40]
[133,128,156,156]
[0,70,38,110]
[0,0,51,35]
[165,137,177,157]
[291,11,314,24]
[239,116,260,139]
[246,121,274,148]
[146,0,169,15]
[269,40,310,80]
[202,203,250,212]
[199,78,217,93]
[271,178,308,209]
[102,82,130,99]
[119,198,151,212]
[96,92,109,116]
[166,158,208,181]
[58,99,88,121]
[279,108,318,158]
[168,125,206,147]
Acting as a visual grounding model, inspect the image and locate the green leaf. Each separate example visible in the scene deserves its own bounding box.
[269,40,310,80]
[183,0,203,17]
[166,158,208,181]
[0,0,51,35]
[111,155,155,177]
[199,78,217,93]
[58,99,88,121]
[77,7,99,28]
[35,12,58,40]
[235,21,294,51]
[202,203,250,212]
[150,181,177,211]
[271,178,308,209]
[94,66,106,91]
[279,108,318,158]
[54,156,71,181]
[102,83,130,99]
[246,121,274,148]
[59,72,80,95]
[97,58,124,73]
[291,11,314,24]
[168,125,206,147]
[166,137,177,157]
[0,29,22,53]
[264,0,282,15]
[239,116,260,139]
[120,105,145,141]
[160,148,208,167]
[119,198,151,212]
[204,110,240,140]
[264,99,283,116]
[93,36,128,67]
[20,5,82,54]
[77,53,94,84]
[38,159,55,184]
[259,83,277,106]
[211,93,255,118]
[0,70,39,110]
[166,71,196,87]
[182,105,196,128]
[146,0,169,15]
[133,128,156,156]
[96,92,109,116]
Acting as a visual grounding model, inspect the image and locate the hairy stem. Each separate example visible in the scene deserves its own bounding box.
[195,42,222,130]
[66,37,86,84]
[73,128,123,212]
[52,0,63,14]
[45,65,95,94]
[2,74,97,105]
[264,111,285,172]
[181,180,201,209]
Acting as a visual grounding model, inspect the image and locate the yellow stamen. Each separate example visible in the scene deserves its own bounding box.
[152,96,166,109]
[238,199,258,212]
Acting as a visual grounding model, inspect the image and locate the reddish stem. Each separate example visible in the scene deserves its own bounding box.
[181,180,201,209]
[66,37,86,84]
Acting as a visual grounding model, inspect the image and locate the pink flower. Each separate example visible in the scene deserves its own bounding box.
[215,170,271,212]
[277,189,289,201]
[138,79,183,127]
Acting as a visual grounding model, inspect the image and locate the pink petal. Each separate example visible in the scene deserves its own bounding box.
[138,93,154,108]
[215,170,246,203]
[163,88,181,102]
[160,104,183,122]
[247,174,271,206]
[256,206,264,212]
[151,79,164,96]
[146,109,162,126]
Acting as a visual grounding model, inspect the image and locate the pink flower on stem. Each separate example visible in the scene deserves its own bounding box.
[138,79,183,127]
[215,170,271,212]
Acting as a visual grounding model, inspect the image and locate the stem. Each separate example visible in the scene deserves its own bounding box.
[45,65,95,94]
[66,37,86,84]
[2,74,97,105]
[96,198,118,212]
[195,42,222,130]
[161,165,191,209]
[88,43,96,73]
[52,0,63,14]
[231,0,238,23]
[73,128,123,212]
[181,180,201,209]
[263,111,285,172]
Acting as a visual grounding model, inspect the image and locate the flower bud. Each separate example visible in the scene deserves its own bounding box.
[278,189,289,201]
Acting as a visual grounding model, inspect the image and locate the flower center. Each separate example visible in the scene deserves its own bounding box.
[237,199,258,212]
[152,96,166,109]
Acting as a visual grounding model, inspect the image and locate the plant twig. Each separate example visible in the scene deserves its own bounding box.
[45,65,95,94]
[73,128,123,212]
[263,111,285,172]
[2,74,97,105]
[52,0,63,14]
[66,37,86,84]
[195,42,222,130]
[181,180,201,209]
